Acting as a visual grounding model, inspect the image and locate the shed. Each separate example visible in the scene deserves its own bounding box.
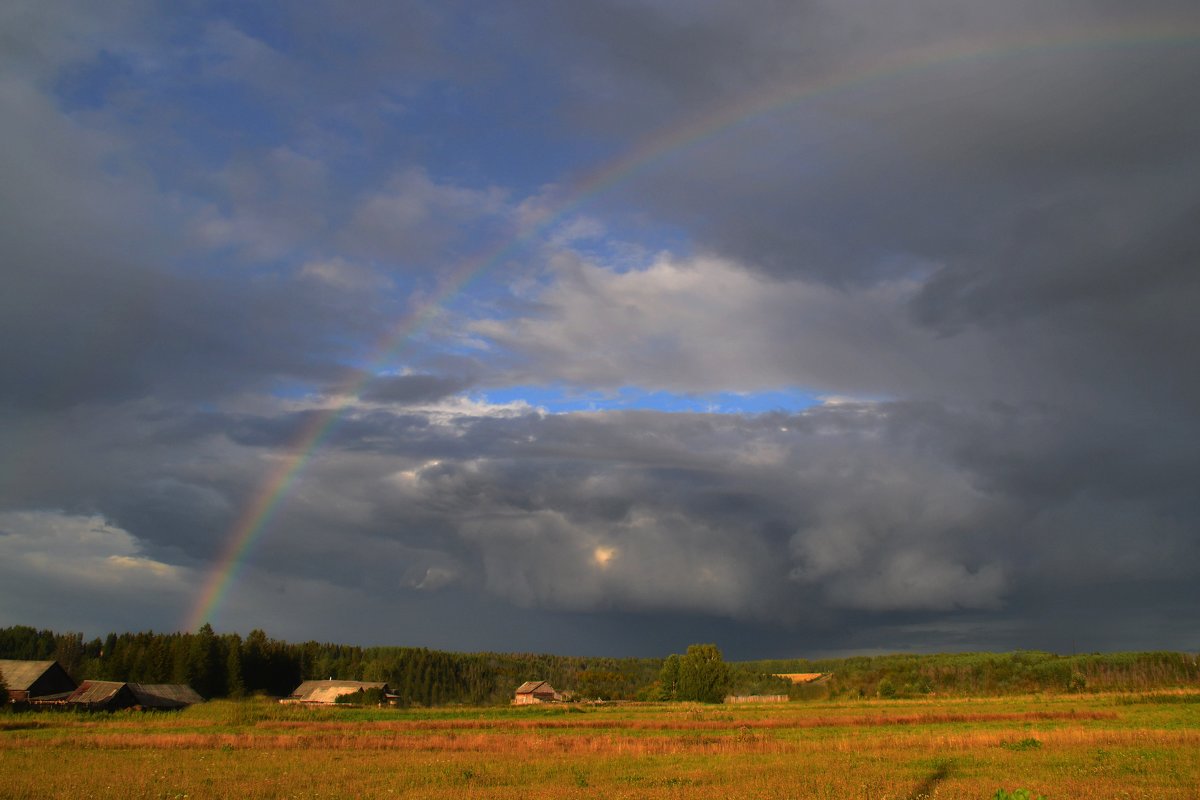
[0,660,78,702]
[282,680,390,705]
[513,680,559,704]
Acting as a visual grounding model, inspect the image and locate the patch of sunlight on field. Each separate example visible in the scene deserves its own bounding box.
[2,692,1199,798]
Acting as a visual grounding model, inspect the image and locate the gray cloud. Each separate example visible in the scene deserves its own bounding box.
[1,0,1198,658]
[360,373,477,404]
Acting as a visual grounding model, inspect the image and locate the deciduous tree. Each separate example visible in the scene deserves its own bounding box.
[677,643,731,703]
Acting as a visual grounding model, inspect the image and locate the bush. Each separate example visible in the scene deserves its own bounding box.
[992,789,1044,800]
[334,687,388,706]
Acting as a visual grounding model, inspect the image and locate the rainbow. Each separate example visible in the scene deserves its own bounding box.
[184,18,1200,630]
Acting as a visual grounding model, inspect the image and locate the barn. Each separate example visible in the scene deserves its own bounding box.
[65,680,139,711]
[64,681,203,711]
[0,660,78,702]
[282,680,391,705]
[513,680,559,704]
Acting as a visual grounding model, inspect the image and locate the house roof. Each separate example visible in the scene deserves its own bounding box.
[515,680,555,694]
[0,660,66,691]
[287,680,388,703]
[67,680,131,705]
[129,684,204,708]
[61,681,201,708]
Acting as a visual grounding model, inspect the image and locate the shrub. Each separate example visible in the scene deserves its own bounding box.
[992,789,1045,800]
[334,687,388,706]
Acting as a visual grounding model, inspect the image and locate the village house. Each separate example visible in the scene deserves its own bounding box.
[281,679,391,705]
[0,659,77,702]
[512,680,559,704]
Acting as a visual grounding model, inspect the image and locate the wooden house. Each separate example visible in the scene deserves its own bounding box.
[0,660,77,702]
[513,680,559,704]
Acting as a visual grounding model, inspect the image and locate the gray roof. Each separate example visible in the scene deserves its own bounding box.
[0,660,64,691]
[129,684,204,708]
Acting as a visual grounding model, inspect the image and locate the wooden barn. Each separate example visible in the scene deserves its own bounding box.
[64,681,203,711]
[513,680,559,704]
[0,660,77,702]
[282,680,391,705]
[65,680,138,711]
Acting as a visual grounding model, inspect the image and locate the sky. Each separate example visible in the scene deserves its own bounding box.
[2,1,1199,660]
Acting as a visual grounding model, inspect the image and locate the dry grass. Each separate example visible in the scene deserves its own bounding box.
[2,692,1198,798]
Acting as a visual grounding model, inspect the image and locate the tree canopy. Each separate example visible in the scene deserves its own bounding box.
[675,643,732,703]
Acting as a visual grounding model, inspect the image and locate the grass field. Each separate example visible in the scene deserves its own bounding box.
[3,691,1199,798]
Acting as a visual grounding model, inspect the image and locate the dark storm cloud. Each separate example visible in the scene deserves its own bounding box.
[120,398,1192,651]
[2,383,1198,654]
[2,0,1198,657]
[514,0,1200,286]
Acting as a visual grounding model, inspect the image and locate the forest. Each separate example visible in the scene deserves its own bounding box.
[2,624,1196,704]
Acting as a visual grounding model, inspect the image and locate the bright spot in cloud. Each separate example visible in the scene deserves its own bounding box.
[592,546,617,567]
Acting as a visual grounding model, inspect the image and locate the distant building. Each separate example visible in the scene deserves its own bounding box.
[0,660,77,702]
[282,680,391,705]
[513,680,559,704]
[64,681,203,711]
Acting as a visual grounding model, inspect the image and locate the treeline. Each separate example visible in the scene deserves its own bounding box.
[745,650,1200,698]
[3,625,1196,703]
[0,624,661,704]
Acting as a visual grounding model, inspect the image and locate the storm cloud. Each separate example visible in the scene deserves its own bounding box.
[1,0,1197,658]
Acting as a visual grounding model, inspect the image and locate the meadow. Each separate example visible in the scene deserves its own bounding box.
[2,691,1199,799]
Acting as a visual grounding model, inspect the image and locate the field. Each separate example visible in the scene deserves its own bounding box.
[2,692,1199,799]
